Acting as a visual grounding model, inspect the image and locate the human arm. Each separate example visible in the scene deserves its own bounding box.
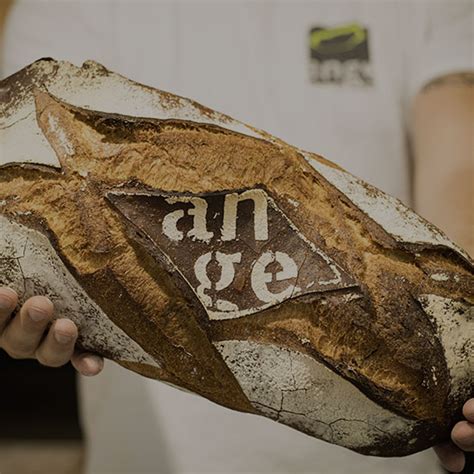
[412,72,474,473]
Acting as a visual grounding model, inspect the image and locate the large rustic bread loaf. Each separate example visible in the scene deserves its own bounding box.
[0,59,472,456]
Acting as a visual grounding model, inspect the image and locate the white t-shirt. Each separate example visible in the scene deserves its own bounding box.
[2,1,472,473]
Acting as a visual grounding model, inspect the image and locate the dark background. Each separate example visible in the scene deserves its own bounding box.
[0,350,82,440]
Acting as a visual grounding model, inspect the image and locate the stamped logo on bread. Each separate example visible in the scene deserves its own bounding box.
[107,188,356,320]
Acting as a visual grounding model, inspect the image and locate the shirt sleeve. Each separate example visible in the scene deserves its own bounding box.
[406,0,473,99]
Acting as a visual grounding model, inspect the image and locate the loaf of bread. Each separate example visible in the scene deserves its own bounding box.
[1,59,472,456]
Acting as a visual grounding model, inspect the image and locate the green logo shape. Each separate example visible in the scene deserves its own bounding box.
[310,23,366,55]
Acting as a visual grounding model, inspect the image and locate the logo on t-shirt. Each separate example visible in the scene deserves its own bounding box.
[309,23,373,86]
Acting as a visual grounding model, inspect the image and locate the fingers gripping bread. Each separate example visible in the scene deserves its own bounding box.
[0,59,472,456]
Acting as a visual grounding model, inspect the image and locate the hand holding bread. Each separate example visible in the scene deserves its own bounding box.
[0,287,103,375]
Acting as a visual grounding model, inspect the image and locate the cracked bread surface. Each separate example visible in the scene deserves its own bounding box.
[1,59,473,456]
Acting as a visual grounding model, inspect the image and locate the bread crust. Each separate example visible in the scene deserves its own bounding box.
[1,59,472,456]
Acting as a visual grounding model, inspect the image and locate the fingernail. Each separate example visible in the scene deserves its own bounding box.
[0,288,16,310]
[0,296,13,310]
[54,331,75,344]
[83,355,103,375]
[28,307,48,322]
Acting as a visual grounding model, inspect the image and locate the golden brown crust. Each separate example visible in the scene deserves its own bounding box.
[0,50,473,459]
[2,90,472,429]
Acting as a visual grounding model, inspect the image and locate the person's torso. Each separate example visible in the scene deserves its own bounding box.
[3,2,440,473]
[102,1,412,201]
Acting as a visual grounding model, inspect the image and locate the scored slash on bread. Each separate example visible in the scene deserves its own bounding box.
[0,59,472,456]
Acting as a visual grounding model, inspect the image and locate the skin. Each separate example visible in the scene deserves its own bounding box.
[413,72,474,473]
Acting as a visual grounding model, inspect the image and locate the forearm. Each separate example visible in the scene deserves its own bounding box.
[413,72,474,473]
[412,72,474,256]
